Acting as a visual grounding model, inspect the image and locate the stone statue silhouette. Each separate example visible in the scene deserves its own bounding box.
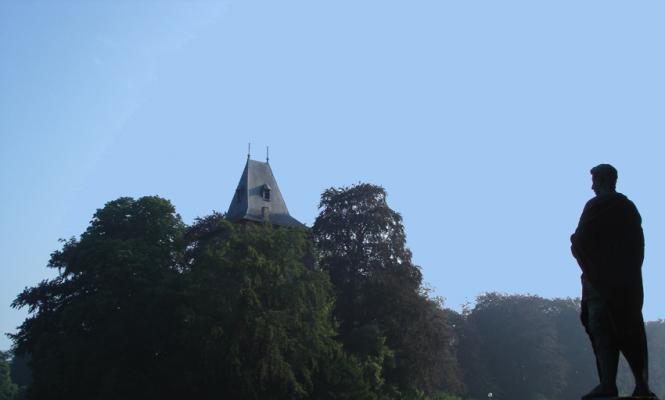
[571,164,658,400]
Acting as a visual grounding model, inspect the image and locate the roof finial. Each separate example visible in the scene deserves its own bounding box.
[266,146,269,163]
[247,143,251,161]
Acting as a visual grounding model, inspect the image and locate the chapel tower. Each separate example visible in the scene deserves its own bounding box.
[226,156,303,227]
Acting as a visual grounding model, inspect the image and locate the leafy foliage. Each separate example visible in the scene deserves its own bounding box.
[11,197,185,399]
[9,190,664,400]
[457,294,664,400]
[0,352,19,400]
[11,199,373,400]
[172,214,373,399]
[313,183,464,396]
[8,353,30,389]
[459,294,606,400]
[548,298,596,399]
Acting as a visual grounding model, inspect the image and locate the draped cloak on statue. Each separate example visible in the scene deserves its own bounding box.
[570,192,645,336]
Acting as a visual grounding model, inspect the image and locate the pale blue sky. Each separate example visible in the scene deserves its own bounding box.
[1,1,664,351]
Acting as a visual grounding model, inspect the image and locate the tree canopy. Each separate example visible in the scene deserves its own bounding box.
[171,213,374,399]
[0,351,19,400]
[11,197,185,399]
[455,294,665,400]
[10,197,374,400]
[8,189,664,400]
[458,294,571,400]
[313,183,464,397]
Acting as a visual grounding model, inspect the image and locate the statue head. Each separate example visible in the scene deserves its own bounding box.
[590,164,618,196]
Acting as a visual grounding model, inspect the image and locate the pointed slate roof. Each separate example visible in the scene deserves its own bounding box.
[226,159,303,227]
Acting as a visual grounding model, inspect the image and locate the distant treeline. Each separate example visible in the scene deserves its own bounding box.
[2,184,663,400]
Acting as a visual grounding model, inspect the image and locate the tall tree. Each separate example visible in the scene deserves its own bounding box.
[11,196,185,400]
[173,213,375,399]
[11,197,377,399]
[313,183,462,396]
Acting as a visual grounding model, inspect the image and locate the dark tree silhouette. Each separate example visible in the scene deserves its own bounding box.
[313,183,463,397]
[10,191,660,400]
[11,197,185,400]
[11,200,374,400]
[8,353,31,389]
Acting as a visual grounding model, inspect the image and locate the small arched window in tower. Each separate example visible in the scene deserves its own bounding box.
[262,184,272,202]
[235,187,243,203]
